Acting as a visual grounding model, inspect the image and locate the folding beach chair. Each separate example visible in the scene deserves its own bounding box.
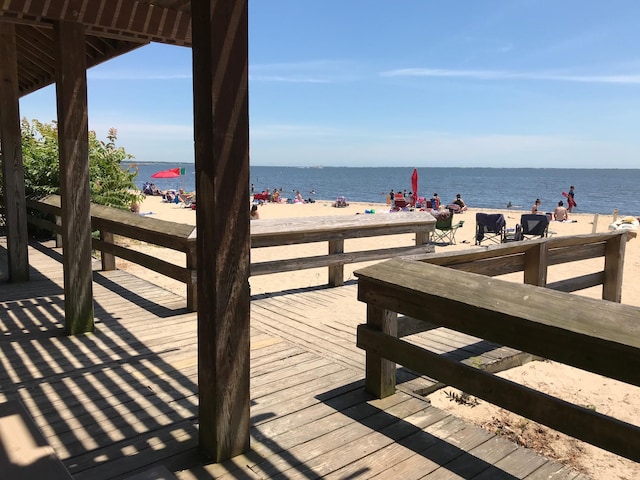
[475,213,506,245]
[432,211,464,245]
[393,193,408,209]
[519,214,550,240]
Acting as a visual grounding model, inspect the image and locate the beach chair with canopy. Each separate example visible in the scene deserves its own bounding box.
[475,213,507,245]
[393,193,408,210]
[519,214,550,240]
[432,210,464,245]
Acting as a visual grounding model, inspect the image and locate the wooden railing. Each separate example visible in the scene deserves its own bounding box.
[250,213,436,286]
[355,230,639,462]
[26,195,198,310]
[26,196,436,308]
[418,230,631,301]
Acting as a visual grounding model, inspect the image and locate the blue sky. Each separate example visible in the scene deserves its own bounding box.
[19,1,640,168]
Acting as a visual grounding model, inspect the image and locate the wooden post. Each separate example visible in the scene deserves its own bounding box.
[416,231,429,246]
[186,243,197,312]
[191,0,250,461]
[328,239,344,286]
[100,230,116,271]
[54,20,94,335]
[364,304,398,398]
[0,22,30,281]
[55,215,63,247]
[523,242,548,287]
[603,233,626,303]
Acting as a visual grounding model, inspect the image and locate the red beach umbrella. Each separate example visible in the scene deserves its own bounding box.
[151,167,181,178]
[411,168,418,206]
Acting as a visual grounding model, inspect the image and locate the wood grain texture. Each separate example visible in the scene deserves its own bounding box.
[54,20,94,335]
[0,22,30,281]
[0,239,579,478]
[191,0,250,461]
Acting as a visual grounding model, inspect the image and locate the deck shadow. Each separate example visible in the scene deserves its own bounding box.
[315,379,522,479]
[251,279,358,301]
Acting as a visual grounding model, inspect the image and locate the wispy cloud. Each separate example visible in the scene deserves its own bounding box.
[250,60,357,84]
[89,121,192,139]
[380,68,640,85]
[88,71,191,80]
[250,123,349,139]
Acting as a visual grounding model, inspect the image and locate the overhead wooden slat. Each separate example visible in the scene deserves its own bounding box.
[1,0,194,96]
[1,0,192,45]
[16,25,55,63]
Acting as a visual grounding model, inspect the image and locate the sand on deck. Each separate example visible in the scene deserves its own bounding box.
[123,195,640,478]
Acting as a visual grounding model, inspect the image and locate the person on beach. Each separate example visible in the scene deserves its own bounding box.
[430,193,440,210]
[567,186,576,212]
[294,190,305,203]
[250,204,260,220]
[453,194,468,212]
[163,190,176,203]
[177,188,195,203]
[386,190,394,206]
[532,198,541,214]
[554,201,568,221]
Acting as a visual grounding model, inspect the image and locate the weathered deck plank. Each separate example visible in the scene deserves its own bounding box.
[0,239,587,479]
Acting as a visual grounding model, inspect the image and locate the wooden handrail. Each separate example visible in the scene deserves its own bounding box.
[26,195,437,305]
[355,230,639,462]
[26,195,198,310]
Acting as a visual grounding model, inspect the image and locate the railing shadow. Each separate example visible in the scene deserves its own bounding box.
[251,279,358,301]
[0,241,200,478]
[314,380,523,479]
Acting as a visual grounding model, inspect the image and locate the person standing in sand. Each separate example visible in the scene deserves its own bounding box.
[567,186,576,212]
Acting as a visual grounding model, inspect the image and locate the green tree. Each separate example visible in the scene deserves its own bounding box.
[19,118,142,209]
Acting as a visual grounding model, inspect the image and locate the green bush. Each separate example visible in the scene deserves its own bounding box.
[19,119,143,209]
[0,119,143,234]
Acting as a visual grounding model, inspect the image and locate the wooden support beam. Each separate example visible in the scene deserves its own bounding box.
[523,241,547,286]
[0,21,30,281]
[603,234,625,302]
[328,239,344,286]
[364,304,397,398]
[54,20,94,335]
[191,0,250,461]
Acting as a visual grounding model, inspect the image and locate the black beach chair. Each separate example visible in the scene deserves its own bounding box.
[519,214,550,240]
[475,213,506,245]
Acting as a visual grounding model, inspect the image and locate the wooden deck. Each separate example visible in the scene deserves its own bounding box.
[0,238,588,479]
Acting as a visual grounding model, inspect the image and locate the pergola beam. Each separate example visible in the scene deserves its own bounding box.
[1,0,192,45]
[0,21,30,281]
[54,20,94,335]
[192,0,250,461]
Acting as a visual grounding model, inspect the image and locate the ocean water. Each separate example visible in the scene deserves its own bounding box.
[125,162,640,216]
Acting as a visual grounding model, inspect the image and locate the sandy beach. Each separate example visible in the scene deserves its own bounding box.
[123,195,639,479]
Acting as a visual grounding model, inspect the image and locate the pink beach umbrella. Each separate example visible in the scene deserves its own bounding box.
[151,167,181,179]
[411,168,418,206]
[150,167,182,192]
